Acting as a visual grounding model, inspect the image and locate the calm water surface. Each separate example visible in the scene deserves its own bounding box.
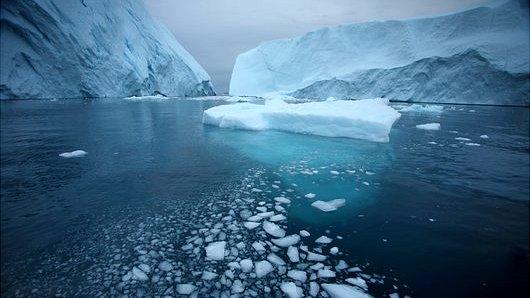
[1,98,528,297]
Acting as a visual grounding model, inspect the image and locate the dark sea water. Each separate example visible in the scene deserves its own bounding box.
[1,98,528,297]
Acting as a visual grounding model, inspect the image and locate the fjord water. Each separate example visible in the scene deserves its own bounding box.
[1,99,528,297]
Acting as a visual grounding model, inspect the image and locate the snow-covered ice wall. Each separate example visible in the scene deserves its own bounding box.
[230,0,529,105]
[0,0,215,99]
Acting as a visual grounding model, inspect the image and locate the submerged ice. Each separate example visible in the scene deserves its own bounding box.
[203,98,401,142]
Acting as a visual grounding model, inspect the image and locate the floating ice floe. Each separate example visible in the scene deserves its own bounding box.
[480,134,489,139]
[205,241,226,260]
[203,98,401,142]
[158,260,172,271]
[455,137,471,141]
[287,246,300,262]
[271,235,301,247]
[300,230,310,237]
[124,94,167,101]
[281,282,304,298]
[274,196,291,204]
[322,283,373,298]
[399,104,444,114]
[263,221,286,237]
[255,260,274,278]
[305,193,316,199]
[346,277,368,290]
[315,236,333,244]
[267,253,286,266]
[287,270,307,282]
[176,284,196,295]
[240,259,253,272]
[416,123,441,131]
[59,150,87,158]
[311,199,346,212]
[243,221,261,229]
[465,142,481,146]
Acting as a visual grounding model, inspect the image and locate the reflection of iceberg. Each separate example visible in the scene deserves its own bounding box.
[203,98,400,143]
[205,126,395,223]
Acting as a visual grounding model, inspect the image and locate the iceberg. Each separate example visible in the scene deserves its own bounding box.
[1,0,214,99]
[230,0,529,105]
[203,98,401,142]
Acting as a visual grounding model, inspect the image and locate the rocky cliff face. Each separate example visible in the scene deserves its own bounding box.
[1,0,215,99]
[230,0,529,105]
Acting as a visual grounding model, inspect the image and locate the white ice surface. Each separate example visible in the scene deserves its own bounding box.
[203,98,401,142]
[416,123,441,131]
[322,283,372,298]
[205,241,226,261]
[311,199,346,212]
[59,150,87,158]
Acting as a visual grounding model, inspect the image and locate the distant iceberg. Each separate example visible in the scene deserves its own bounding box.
[230,0,529,105]
[203,98,401,142]
[1,0,214,99]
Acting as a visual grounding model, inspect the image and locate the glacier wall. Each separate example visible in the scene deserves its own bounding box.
[230,0,529,105]
[0,0,215,99]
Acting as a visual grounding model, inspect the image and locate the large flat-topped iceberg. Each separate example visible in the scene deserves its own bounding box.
[230,0,529,105]
[1,0,214,99]
[203,98,400,142]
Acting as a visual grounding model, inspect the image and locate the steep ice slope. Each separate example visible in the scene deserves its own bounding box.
[1,0,214,99]
[230,0,529,105]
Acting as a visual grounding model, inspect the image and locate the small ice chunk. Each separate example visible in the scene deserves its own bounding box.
[269,214,287,222]
[231,279,245,293]
[330,170,340,175]
[311,199,345,212]
[271,234,301,247]
[251,188,262,192]
[305,193,316,199]
[480,134,489,139]
[274,196,291,204]
[300,230,310,237]
[309,282,320,297]
[455,137,471,141]
[59,150,87,158]
[263,221,286,238]
[138,264,150,273]
[132,267,148,281]
[205,241,226,261]
[346,277,368,290]
[307,252,327,261]
[280,282,304,298]
[240,259,254,272]
[176,284,196,295]
[465,142,480,146]
[321,283,372,298]
[287,270,307,282]
[252,241,267,253]
[330,247,339,254]
[416,123,440,131]
[255,260,274,278]
[244,221,261,229]
[315,236,333,244]
[335,260,349,270]
[267,253,286,266]
[202,271,218,280]
[318,269,336,278]
[158,261,173,271]
[287,246,300,262]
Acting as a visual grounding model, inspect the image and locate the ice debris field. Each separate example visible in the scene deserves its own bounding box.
[203,98,401,143]
[4,168,407,297]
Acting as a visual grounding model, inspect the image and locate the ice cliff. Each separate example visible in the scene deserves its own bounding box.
[0,0,215,99]
[230,0,529,105]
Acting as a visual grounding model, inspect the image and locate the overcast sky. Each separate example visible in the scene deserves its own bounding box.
[144,0,492,93]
